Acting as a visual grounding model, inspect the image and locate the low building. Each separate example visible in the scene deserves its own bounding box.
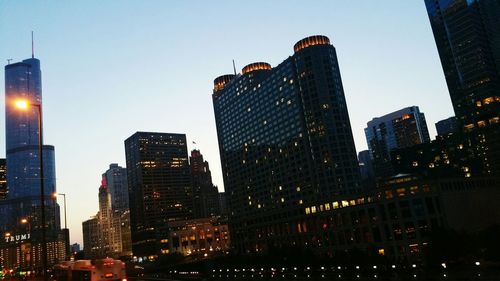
[166,218,229,257]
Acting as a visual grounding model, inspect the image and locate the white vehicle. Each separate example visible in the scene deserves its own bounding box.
[53,259,127,281]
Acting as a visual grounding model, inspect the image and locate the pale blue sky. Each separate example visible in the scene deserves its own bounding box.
[0,1,454,245]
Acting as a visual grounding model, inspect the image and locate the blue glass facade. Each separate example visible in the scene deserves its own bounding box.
[2,58,58,232]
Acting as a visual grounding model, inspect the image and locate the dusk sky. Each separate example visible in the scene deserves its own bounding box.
[0,1,454,246]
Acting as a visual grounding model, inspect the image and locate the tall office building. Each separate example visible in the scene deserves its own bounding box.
[365,106,430,178]
[125,132,193,258]
[212,35,361,253]
[1,57,64,269]
[435,116,459,137]
[0,159,6,199]
[102,164,129,213]
[425,0,500,175]
[82,165,131,259]
[424,0,500,129]
[190,149,220,218]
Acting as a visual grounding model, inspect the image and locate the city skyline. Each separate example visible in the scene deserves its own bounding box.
[0,1,455,246]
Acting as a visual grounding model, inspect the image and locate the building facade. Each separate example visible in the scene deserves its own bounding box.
[212,35,361,254]
[424,0,500,176]
[190,149,220,218]
[0,159,6,200]
[81,165,132,259]
[424,0,500,129]
[1,58,64,270]
[364,106,430,178]
[124,132,193,258]
[435,116,459,138]
[166,217,229,257]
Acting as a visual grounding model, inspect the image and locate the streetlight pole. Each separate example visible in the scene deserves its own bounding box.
[15,100,47,281]
[54,192,70,259]
[35,102,48,281]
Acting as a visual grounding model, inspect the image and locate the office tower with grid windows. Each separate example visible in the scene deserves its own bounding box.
[212,35,361,253]
[425,0,500,175]
[124,132,193,258]
[364,106,430,178]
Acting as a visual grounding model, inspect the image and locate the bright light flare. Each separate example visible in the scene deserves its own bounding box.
[15,100,29,110]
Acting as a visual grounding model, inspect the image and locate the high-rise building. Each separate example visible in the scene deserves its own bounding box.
[1,57,64,269]
[212,35,361,253]
[103,164,129,213]
[435,116,459,137]
[424,0,500,129]
[124,132,193,258]
[425,0,500,175]
[0,159,6,199]
[81,165,132,259]
[190,149,220,218]
[365,106,430,178]
[358,150,374,183]
[82,216,99,259]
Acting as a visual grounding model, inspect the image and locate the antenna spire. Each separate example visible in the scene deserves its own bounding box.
[232,59,237,75]
[31,31,34,58]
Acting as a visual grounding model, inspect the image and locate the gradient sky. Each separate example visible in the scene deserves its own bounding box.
[0,1,454,246]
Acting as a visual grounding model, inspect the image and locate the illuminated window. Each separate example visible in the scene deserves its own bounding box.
[410,186,418,194]
[385,190,393,199]
[341,200,349,207]
[311,206,317,213]
[396,188,406,197]
[305,207,311,215]
[324,203,330,210]
[333,202,339,209]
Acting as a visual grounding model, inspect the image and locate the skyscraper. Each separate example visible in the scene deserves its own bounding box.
[424,0,500,175]
[424,0,500,129]
[212,35,361,253]
[190,149,220,218]
[435,116,459,137]
[2,57,64,268]
[102,164,129,213]
[0,159,6,200]
[365,106,430,178]
[124,132,193,258]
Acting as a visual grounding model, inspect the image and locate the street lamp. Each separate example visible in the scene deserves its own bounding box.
[14,99,48,281]
[20,218,33,273]
[53,192,70,259]
[52,192,67,229]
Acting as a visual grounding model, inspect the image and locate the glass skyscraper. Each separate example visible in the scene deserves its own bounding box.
[2,57,63,269]
[212,35,361,253]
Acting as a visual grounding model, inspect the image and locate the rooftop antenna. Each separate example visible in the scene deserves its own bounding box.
[31,31,34,58]
[7,59,13,64]
[232,59,237,75]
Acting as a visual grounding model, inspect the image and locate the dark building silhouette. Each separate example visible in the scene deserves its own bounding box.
[358,150,375,190]
[435,116,459,137]
[365,106,430,178]
[124,132,192,258]
[212,35,361,253]
[425,0,500,175]
[190,149,220,218]
[424,0,500,129]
